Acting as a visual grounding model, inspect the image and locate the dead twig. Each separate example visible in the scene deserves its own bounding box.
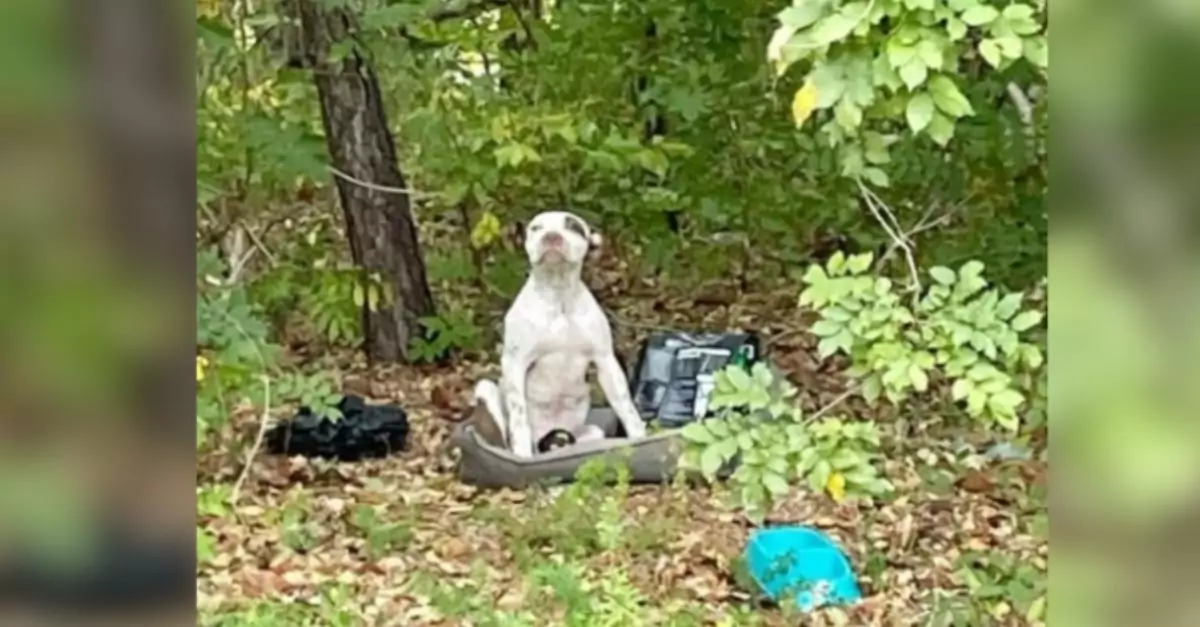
[230,374,272,507]
[804,383,862,424]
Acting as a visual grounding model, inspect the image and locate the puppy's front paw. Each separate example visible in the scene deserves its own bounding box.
[537,429,577,453]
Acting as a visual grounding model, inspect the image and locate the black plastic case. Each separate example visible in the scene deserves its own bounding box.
[628,331,761,427]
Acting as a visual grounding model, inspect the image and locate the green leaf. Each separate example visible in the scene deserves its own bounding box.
[886,39,916,69]
[707,419,731,439]
[989,388,1025,413]
[1011,310,1045,331]
[996,36,1024,58]
[714,436,740,461]
[848,252,875,274]
[928,75,975,117]
[905,93,935,132]
[833,329,854,353]
[996,293,1024,319]
[778,3,825,30]
[946,18,968,41]
[700,446,726,478]
[979,39,1004,68]
[908,363,929,392]
[959,260,985,279]
[834,99,864,131]
[802,263,829,285]
[916,40,944,70]
[197,527,215,564]
[863,132,891,164]
[966,389,988,416]
[930,266,956,285]
[763,472,791,496]
[808,459,833,493]
[1002,4,1035,21]
[927,112,956,146]
[768,25,801,74]
[863,167,890,188]
[862,374,883,404]
[810,62,848,109]
[817,337,841,359]
[811,12,859,43]
[1023,345,1045,369]
[724,366,753,390]
[828,250,847,274]
[899,57,929,89]
[812,320,843,337]
[971,332,998,359]
[961,5,999,26]
[1024,37,1048,68]
[951,378,973,401]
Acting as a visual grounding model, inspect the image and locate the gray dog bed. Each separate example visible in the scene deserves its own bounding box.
[452,408,725,488]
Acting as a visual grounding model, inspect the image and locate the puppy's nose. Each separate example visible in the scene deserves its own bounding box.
[543,231,564,247]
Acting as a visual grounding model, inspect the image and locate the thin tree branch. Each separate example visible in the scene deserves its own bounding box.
[1006,81,1034,126]
[857,179,922,307]
[231,375,271,507]
[804,383,862,424]
[876,196,971,268]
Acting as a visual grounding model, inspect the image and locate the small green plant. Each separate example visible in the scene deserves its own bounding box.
[413,558,649,627]
[305,267,388,347]
[199,583,362,627]
[498,454,633,563]
[928,551,1047,625]
[408,309,485,362]
[800,251,1046,431]
[273,370,343,420]
[350,505,414,559]
[197,247,344,449]
[280,496,321,553]
[680,363,891,521]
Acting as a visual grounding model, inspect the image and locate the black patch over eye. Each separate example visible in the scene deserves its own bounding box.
[563,216,588,238]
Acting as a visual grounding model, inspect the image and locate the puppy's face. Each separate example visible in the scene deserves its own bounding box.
[523,211,600,267]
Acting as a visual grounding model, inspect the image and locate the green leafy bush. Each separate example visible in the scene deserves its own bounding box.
[680,363,891,521]
[800,251,1046,431]
[407,310,485,363]
[770,0,1048,181]
[196,247,342,449]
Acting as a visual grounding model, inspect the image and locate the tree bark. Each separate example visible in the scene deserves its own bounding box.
[287,0,436,364]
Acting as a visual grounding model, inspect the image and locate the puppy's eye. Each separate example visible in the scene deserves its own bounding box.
[529,224,543,232]
[563,217,587,238]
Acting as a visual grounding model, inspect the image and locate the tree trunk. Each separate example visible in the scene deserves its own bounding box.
[287,0,436,364]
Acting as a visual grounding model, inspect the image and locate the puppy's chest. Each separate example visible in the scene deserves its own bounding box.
[531,310,593,353]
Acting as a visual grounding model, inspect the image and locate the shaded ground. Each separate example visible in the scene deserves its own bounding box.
[197,254,1048,626]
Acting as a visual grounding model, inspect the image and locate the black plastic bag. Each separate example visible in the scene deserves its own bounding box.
[265,395,409,461]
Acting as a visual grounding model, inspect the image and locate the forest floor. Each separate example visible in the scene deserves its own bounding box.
[196,250,1048,626]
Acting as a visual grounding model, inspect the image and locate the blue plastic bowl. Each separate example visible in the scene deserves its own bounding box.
[743,526,862,612]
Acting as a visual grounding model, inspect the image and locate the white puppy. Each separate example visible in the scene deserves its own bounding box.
[473,210,648,457]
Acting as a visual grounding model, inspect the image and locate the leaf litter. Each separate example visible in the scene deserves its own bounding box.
[198,253,1047,626]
